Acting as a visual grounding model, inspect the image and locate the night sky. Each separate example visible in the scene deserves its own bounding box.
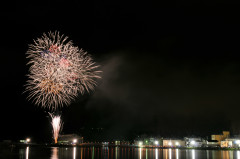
[1,0,240,143]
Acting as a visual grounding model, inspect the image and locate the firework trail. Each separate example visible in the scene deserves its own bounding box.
[25,31,101,110]
[49,113,63,144]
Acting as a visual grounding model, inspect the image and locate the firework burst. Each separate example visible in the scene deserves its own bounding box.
[49,113,63,144]
[25,31,101,110]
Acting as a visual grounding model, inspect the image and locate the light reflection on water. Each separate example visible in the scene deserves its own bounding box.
[51,147,58,159]
[26,147,29,159]
[16,146,240,159]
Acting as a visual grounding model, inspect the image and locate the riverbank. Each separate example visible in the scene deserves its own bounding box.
[2,142,240,151]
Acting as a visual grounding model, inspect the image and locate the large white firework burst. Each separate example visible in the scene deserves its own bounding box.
[25,31,101,110]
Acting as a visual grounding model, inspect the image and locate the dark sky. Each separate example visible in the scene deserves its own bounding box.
[1,0,240,142]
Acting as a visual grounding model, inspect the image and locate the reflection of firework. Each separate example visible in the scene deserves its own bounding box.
[51,147,58,159]
[49,113,63,144]
[25,31,101,110]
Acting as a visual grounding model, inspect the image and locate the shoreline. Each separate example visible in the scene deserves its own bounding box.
[2,143,240,151]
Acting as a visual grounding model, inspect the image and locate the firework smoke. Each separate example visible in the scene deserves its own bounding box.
[25,31,101,110]
[49,113,63,144]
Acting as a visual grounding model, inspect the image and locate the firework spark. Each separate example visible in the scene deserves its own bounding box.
[25,31,101,110]
[49,113,63,144]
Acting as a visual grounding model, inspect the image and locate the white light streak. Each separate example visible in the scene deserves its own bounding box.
[49,113,63,144]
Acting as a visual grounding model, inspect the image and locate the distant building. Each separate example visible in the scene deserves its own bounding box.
[223,138,240,148]
[211,131,230,144]
[58,134,83,145]
[134,137,163,147]
[221,140,232,148]
[206,140,219,147]
[163,139,185,147]
[184,137,205,147]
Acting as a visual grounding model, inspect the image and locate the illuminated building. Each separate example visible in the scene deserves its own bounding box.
[163,139,185,147]
[184,137,205,147]
[58,134,83,145]
[211,131,230,144]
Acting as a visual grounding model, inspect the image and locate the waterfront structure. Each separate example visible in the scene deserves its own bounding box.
[58,134,83,145]
[134,138,163,147]
[163,139,185,147]
[211,131,230,145]
[206,140,219,147]
[184,137,205,147]
[221,138,240,148]
[221,140,232,148]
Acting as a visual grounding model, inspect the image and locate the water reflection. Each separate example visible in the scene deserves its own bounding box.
[73,147,76,159]
[16,146,240,159]
[26,147,29,159]
[146,148,148,159]
[139,148,142,159]
[115,147,118,159]
[169,149,172,159]
[238,151,240,159]
[19,148,24,159]
[51,147,58,159]
[81,147,83,159]
[192,149,195,159]
[176,149,179,159]
[92,147,94,159]
[229,151,233,159]
[155,148,158,159]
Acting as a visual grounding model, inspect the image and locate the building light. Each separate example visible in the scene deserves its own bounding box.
[190,140,195,146]
[155,141,159,145]
[235,140,240,144]
[73,139,77,144]
[26,138,31,143]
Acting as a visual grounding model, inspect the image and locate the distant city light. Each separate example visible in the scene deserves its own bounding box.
[155,141,159,145]
[139,141,143,146]
[168,142,172,146]
[175,142,179,146]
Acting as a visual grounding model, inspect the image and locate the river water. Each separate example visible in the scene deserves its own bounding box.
[1,146,240,159]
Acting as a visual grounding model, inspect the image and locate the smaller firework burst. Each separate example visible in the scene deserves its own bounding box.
[49,113,63,144]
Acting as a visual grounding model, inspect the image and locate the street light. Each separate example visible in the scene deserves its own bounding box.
[73,139,77,144]
[26,138,30,144]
